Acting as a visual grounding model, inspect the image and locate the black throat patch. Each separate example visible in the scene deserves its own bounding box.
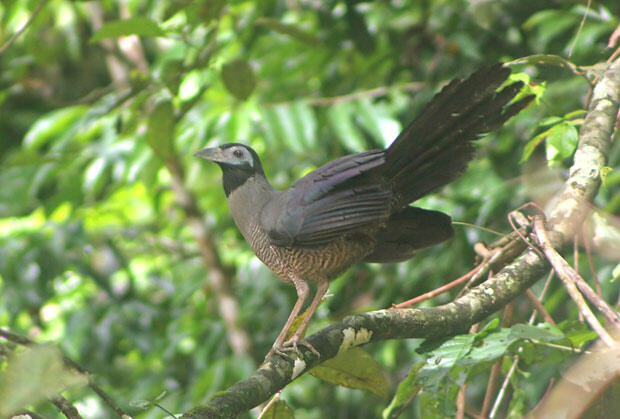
[220,163,256,197]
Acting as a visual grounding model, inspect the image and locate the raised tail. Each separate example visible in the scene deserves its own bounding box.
[384,63,534,206]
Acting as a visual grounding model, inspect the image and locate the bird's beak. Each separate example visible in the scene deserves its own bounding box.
[194,147,223,162]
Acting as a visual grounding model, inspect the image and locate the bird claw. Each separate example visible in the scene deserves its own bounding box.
[266,338,320,361]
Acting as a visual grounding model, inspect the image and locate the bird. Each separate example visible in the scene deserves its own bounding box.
[195,63,534,360]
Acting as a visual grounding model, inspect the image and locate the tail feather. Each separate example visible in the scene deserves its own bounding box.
[383,64,534,205]
[363,206,454,263]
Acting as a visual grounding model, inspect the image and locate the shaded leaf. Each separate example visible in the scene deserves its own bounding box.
[419,322,567,378]
[521,129,549,163]
[508,54,579,72]
[146,100,176,160]
[382,362,424,419]
[23,106,88,151]
[91,17,165,42]
[260,399,295,419]
[0,345,87,417]
[161,59,185,93]
[327,102,366,151]
[310,347,388,398]
[256,18,321,46]
[221,59,256,101]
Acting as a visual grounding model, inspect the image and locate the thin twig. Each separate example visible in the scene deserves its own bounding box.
[567,0,592,58]
[525,289,556,325]
[607,22,620,49]
[257,390,282,419]
[267,82,425,108]
[490,270,555,418]
[456,381,467,419]
[481,302,514,417]
[0,0,49,55]
[582,222,603,297]
[457,236,527,298]
[393,265,483,308]
[538,218,620,326]
[51,396,83,419]
[533,216,617,347]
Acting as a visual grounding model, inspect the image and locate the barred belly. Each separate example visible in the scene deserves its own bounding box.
[247,225,376,283]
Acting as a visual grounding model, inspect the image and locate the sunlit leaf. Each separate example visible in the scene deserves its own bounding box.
[179,70,205,101]
[83,157,107,194]
[256,18,320,46]
[23,106,88,151]
[90,17,165,42]
[146,100,176,160]
[221,59,256,101]
[327,102,366,151]
[291,101,317,149]
[545,122,579,164]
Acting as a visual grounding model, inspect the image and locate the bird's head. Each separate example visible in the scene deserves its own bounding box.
[194,143,265,196]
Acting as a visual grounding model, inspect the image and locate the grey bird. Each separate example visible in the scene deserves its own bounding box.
[195,64,534,360]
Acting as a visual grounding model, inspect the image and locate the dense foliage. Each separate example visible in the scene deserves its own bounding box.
[1,0,619,417]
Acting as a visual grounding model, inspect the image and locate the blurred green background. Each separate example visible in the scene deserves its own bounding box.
[1,0,619,417]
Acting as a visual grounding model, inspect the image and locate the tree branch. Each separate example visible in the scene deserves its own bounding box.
[0,0,49,55]
[181,58,620,418]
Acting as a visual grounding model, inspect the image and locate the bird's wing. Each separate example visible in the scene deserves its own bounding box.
[262,150,392,247]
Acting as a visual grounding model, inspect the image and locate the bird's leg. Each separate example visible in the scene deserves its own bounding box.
[280,278,329,358]
[265,275,310,361]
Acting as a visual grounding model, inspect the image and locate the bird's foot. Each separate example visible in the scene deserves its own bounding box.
[282,336,320,358]
[265,337,320,361]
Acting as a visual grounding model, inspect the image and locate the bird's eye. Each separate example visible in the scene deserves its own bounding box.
[233,149,244,159]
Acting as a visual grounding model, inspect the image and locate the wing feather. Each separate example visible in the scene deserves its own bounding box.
[262,152,391,247]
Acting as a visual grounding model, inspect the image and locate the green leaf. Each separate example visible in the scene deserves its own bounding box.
[563,109,587,120]
[522,129,554,164]
[612,263,620,283]
[419,322,566,378]
[310,347,389,398]
[545,122,579,164]
[260,399,295,419]
[83,157,108,195]
[146,100,176,160]
[179,70,205,102]
[274,104,304,153]
[508,54,579,72]
[558,320,599,347]
[601,166,613,188]
[382,362,424,419]
[23,106,88,151]
[161,58,185,93]
[327,102,366,151]
[291,101,317,149]
[90,17,165,42]
[0,345,87,417]
[256,17,321,46]
[221,59,256,101]
[507,323,565,342]
[538,116,563,127]
[522,11,577,50]
[355,98,386,145]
